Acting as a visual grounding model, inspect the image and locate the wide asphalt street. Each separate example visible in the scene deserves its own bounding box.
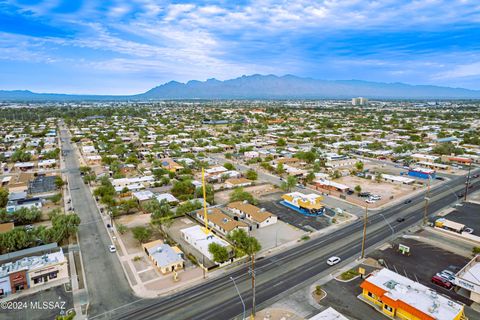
[104,169,479,319]
[59,125,135,317]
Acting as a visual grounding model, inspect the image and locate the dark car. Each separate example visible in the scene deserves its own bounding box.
[431,275,452,289]
[458,193,464,198]
[404,199,412,204]
[359,192,371,197]
[435,176,445,181]
[347,190,354,195]
[396,217,406,222]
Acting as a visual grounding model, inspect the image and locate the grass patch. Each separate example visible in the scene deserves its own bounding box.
[340,269,360,281]
[300,235,310,241]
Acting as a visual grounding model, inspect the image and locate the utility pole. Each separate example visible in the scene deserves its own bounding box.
[360,205,368,259]
[464,161,472,202]
[423,177,431,226]
[250,254,256,319]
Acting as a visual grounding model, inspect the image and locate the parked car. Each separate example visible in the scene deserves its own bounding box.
[347,190,354,195]
[435,176,445,181]
[396,217,406,222]
[441,270,456,279]
[404,199,412,204]
[366,199,376,204]
[369,195,382,200]
[436,272,455,282]
[473,174,480,178]
[431,275,452,289]
[327,256,341,266]
[463,227,474,234]
[109,245,116,253]
[359,192,371,197]
[24,225,34,231]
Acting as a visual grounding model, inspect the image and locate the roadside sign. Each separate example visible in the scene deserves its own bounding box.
[358,267,366,275]
[399,244,410,255]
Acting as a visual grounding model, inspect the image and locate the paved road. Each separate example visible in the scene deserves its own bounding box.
[59,125,135,317]
[107,170,479,319]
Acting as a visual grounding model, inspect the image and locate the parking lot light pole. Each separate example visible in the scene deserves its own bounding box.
[361,204,368,259]
[230,276,246,320]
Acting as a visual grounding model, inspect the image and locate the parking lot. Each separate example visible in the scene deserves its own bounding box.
[440,202,480,236]
[367,238,473,307]
[0,284,74,320]
[258,199,331,232]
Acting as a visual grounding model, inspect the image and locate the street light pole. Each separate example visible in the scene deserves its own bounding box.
[230,276,246,320]
[360,204,368,259]
[464,161,472,202]
[423,177,431,226]
[250,254,256,319]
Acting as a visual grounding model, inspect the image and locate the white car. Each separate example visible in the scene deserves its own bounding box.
[463,228,474,234]
[109,245,116,253]
[366,199,376,204]
[327,256,341,266]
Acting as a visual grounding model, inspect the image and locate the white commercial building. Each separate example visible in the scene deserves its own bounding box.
[180,225,230,262]
[454,255,480,303]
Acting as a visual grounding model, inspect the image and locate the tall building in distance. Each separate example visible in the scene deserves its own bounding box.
[352,97,369,106]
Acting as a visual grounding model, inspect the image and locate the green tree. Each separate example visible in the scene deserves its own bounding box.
[355,161,364,171]
[195,184,215,205]
[131,226,152,244]
[230,187,257,205]
[0,187,8,208]
[354,185,362,193]
[280,175,297,192]
[375,172,383,183]
[54,176,65,189]
[223,162,235,170]
[176,200,203,216]
[208,242,230,263]
[245,169,258,181]
[48,193,62,205]
[305,172,316,184]
[277,138,286,147]
[12,207,42,225]
[276,163,285,175]
[171,180,195,199]
[144,199,174,233]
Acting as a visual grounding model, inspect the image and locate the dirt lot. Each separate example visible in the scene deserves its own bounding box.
[215,183,279,204]
[331,175,420,207]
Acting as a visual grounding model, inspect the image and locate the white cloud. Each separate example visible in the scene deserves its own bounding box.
[433,62,480,80]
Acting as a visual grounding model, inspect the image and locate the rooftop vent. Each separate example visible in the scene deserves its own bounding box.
[384,280,398,290]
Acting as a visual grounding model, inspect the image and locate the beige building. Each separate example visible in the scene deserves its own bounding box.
[227,201,277,229]
[142,240,185,274]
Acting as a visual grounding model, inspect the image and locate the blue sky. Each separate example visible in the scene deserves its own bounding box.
[1,0,480,94]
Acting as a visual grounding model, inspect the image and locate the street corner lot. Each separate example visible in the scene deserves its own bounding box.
[319,264,385,320]
[250,221,306,252]
[441,202,480,236]
[258,197,331,232]
[367,238,472,306]
[0,284,74,320]
[334,175,417,207]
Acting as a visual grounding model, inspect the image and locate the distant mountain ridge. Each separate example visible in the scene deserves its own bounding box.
[2,74,480,101]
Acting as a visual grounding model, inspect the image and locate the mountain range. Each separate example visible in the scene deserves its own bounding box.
[2,74,480,101]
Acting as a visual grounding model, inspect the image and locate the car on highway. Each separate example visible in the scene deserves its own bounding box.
[326,256,341,266]
[396,217,406,222]
[404,199,412,204]
[109,245,116,253]
[431,275,452,289]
